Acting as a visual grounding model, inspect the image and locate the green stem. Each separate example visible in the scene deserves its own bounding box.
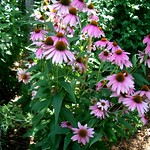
[84,36,92,73]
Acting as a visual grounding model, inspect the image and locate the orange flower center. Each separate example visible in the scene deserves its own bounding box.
[101,102,105,106]
[66,122,71,126]
[60,0,70,6]
[55,41,66,51]
[90,20,98,26]
[69,7,77,15]
[76,57,83,63]
[56,32,64,38]
[21,74,27,79]
[34,28,41,33]
[88,3,94,9]
[103,51,109,56]
[133,95,142,103]
[40,15,45,20]
[113,42,118,46]
[116,49,122,55]
[78,129,87,138]
[141,85,149,91]
[99,26,102,30]
[116,73,125,82]
[101,38,107,41]
[45,37,54,45]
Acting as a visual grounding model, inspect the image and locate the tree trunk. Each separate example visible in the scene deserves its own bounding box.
[25,0,34,44]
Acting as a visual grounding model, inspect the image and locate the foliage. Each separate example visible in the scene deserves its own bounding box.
[0,0,29,103]
[0,102,32,133]
[0,101,32,149]
[97,0,150,54]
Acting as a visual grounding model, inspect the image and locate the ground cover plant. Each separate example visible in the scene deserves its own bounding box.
[15,0,150,149]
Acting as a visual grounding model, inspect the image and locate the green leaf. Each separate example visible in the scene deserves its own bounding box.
[118,118,134,130]
[106,128,117,142]
[72,143,82,150]
[31,80,47,89]
[90,132,103,147]
[45,22,55,33]
[141,64,146,75]
[62,107,76,126]
[32,99,50,112]
[132,54,137,67]
[52,93,63,125]
[33,87,48,99]
[132,73,149,86]
[63,133,72,150]
[68,36,79,43]
[59,81,76,103]
[113,125,126,138]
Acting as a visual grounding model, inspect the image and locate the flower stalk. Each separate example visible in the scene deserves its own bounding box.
[84,36,92,73]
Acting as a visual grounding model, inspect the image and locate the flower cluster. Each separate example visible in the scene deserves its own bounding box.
[17,0,150,149]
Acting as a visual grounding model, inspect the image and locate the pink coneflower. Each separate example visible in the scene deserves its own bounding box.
[31,90,37,100]
[89,104,109,119]
[146,56,150,68]
[111,92,127,103]
[88,14,99,21]
[62,7,80,27]
[71,122,94,145]
[82,21,105,38]
[30,28,47,42]
[97,99,110,111]
[40,36,54,50]
[44,40,75,64]
[140,114,149,125]
[106,71,134,95]
[135,85,150,100]
[60,121,73,129]
[36,37,54,59]
[91,44,96,51]
[111,87,135,103]
[71,0,86,11]
[107,41,122,53]
[145,44,150,55]
[143,34,150,45]
[68,57,85,73]
[51,0,71,15]
[98,50,111,62]
[35,48,44,59]
[122,94,148,114]
[17,69,30,84]
[84,3,96,15]
[138,51,150,68]
[66,26,74,35]
[52,32,69,45]
[96,80,106,91]
[109,49,132,69]
[95,37,109,48]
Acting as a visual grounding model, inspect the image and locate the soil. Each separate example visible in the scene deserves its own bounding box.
[111,123,150,150]
[1,127,30,150]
